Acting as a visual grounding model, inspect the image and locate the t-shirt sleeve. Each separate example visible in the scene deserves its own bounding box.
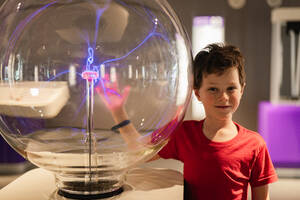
[157,125,180,160]
[250,142,278,187]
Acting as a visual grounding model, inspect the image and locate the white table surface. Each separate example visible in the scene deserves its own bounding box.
[0,167,183,200]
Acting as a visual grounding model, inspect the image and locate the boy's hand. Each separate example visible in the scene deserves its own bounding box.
[95,74,131,111]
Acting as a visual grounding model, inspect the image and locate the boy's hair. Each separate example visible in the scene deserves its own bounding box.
[193,43,246,89]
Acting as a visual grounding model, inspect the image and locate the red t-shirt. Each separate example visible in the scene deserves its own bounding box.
[158,120,278,200]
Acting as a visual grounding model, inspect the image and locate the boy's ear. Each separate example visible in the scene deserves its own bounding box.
[241,83,246,94]
[194,89,201,101]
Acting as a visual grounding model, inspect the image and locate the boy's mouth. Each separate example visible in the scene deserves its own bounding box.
[215,105,231,109]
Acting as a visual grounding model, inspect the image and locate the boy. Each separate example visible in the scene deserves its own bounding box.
[99,43,278,200]
[157,43,278,199]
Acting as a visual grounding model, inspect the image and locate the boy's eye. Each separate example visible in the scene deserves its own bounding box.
[227,86,237,91]
[208,88,218,92]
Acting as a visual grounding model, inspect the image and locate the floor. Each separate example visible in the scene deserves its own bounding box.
[1,160,300,199]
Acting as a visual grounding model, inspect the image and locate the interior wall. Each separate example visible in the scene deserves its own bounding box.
[169,0,300,131]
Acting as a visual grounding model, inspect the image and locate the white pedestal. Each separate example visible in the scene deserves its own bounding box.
[0,167,183,200]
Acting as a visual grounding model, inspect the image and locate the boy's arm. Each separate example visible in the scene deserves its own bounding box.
[251,184,270,200]
[97,76,157,148]
[97,75,178,155]
[96,76,142,147]
[249,140,277,200]
[110,105,141,144]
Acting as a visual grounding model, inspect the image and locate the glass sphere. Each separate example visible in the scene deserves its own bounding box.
[0,0,192,197]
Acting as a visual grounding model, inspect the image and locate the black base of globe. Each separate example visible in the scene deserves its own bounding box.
[57,187,124,199]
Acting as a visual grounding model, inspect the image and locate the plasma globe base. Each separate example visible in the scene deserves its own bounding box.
[58,186,124,199]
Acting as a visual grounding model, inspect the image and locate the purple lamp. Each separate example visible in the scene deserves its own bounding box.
[258,101,300,167]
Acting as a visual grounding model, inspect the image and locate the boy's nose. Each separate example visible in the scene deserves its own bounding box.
[218,92,229,101]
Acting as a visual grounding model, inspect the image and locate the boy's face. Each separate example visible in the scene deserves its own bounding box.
[194,67,244,121]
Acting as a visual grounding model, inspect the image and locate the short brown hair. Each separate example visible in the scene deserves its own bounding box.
[193,43,246,89]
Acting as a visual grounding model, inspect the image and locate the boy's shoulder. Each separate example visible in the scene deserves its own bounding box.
[182,119,204,125]
[172,120,203,134]
[235,122,267,148]
[180,119,204,129]
[179,120,267,145]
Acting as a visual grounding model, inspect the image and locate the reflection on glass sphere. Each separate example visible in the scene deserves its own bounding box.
[0,0,192,197]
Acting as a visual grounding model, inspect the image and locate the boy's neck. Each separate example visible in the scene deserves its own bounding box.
[204,117,233,129]
[202,118,238,142]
